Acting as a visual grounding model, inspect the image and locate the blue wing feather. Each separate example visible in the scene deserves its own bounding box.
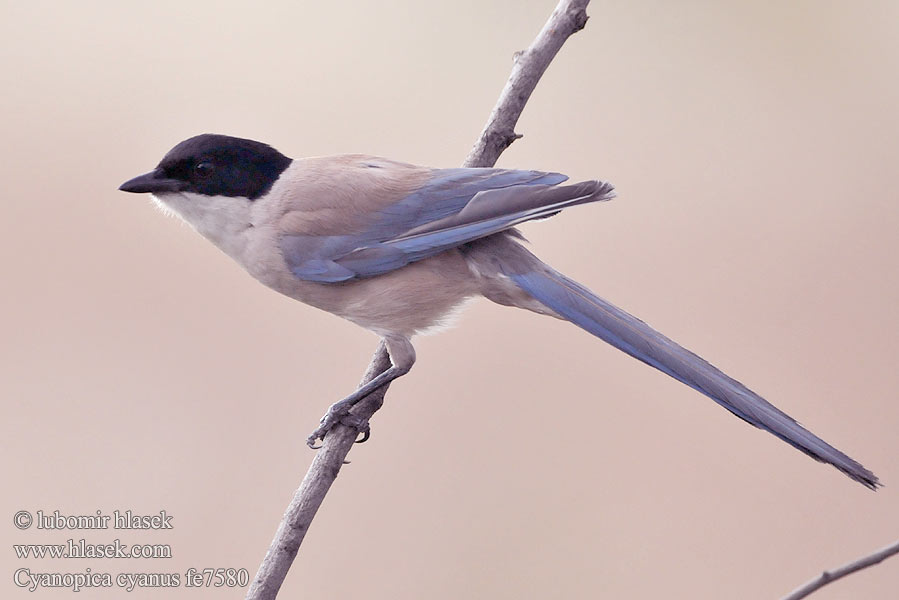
[281,166,612,282]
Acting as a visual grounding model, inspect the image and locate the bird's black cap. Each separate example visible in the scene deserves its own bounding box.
[119,134,292,200]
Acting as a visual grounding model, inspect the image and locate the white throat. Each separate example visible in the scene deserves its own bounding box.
[152,191,255,262]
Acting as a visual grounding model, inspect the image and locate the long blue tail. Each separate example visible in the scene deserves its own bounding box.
[506,259,879,489]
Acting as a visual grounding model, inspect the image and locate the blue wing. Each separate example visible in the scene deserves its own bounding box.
[281,167,614,283]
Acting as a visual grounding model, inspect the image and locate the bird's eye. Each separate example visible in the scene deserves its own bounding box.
[194,162,214,178]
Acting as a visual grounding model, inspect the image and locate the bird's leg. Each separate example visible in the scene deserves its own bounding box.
[306,336,416,448]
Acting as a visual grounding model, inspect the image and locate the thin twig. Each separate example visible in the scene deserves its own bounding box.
[245,1,591,598]
[245,343,391,600]
[780,539,899,600]
[464,0,590,169]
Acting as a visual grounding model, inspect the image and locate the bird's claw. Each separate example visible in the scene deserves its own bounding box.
[306,406,371,449]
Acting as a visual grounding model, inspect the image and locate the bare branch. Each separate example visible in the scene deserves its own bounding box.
[246,343,391,600]
[246,1,592,598]
[465,0,590,168]
[781,539,899,600]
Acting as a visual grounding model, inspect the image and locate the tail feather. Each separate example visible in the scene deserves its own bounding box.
[507,263,879,489]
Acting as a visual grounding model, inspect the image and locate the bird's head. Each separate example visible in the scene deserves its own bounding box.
[119,133,292,239]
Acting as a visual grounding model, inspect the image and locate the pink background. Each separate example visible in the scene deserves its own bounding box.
[3,1,897,598]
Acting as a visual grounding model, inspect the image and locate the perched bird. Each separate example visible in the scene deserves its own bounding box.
[120,133,878,489]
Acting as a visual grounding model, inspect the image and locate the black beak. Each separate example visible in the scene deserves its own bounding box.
[119,169,187,194]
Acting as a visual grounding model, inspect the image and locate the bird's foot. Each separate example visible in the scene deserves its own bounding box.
[306,401,371,449]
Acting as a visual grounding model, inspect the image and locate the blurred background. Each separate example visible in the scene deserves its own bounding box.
[2,1,897,598]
